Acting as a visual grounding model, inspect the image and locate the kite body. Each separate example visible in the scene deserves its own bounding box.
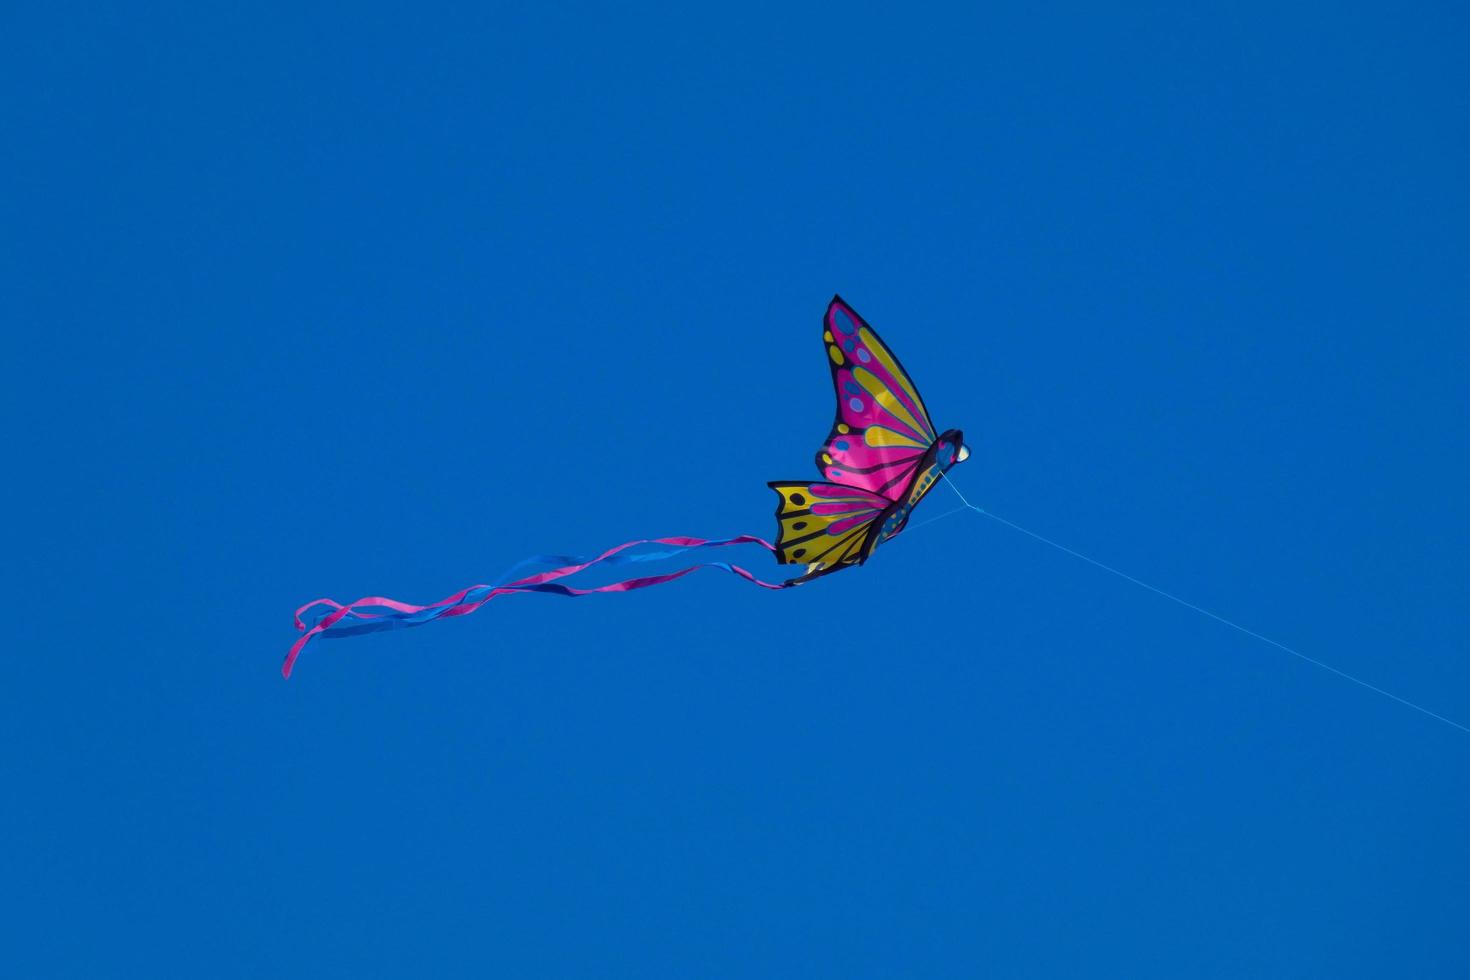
[281,294,967,676]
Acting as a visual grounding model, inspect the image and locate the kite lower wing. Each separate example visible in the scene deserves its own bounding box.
[767,481,887,573]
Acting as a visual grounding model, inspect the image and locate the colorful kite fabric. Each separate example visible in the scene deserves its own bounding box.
[282,296,968,677]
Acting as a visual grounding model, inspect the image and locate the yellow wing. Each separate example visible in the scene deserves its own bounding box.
[766,481,890,574]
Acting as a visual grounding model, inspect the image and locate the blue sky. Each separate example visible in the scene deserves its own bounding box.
[5,3,1468,976]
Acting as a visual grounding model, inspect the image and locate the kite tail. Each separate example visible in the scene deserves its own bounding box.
[283,535,789,678]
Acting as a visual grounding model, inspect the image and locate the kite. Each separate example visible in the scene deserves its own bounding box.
[278,295,1470,738]
[282,295,969,677]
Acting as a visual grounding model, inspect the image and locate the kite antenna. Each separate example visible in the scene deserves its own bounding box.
[935,472,1469,736]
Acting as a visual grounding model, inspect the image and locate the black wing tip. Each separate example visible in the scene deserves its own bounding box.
[825,294,877,338]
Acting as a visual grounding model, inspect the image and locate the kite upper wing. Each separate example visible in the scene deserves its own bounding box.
[815,296,938,501]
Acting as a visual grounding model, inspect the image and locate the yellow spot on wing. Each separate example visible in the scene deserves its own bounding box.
[863,425,928,449]
[828,344,844,366]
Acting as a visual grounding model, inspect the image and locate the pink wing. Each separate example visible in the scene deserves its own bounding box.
[815,296,939,500]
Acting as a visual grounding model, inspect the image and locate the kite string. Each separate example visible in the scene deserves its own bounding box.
[937,472,1470,736]
[901,503,973,534]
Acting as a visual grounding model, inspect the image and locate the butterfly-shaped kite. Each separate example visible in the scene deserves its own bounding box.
[768,296,970,584]
[282,295,968,676]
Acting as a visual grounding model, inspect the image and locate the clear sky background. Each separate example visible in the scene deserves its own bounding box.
[5,3,1468,977]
